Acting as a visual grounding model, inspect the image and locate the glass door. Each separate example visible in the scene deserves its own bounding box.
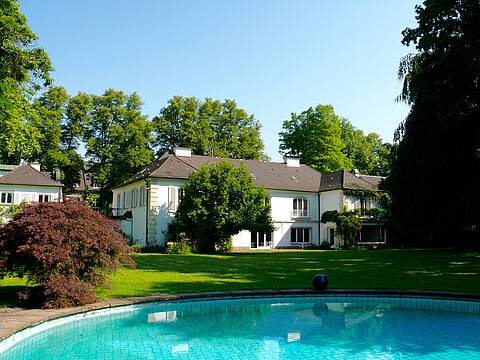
[251,231,272,249]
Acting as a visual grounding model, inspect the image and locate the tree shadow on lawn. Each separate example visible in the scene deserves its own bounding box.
[130,250,480,295]
[4,250,480,308]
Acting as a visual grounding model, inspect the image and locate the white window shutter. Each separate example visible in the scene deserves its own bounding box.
[168,187,178,212]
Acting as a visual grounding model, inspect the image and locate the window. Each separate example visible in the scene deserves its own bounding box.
[139,187,146,207]
[38,194,50,202]
[328,228,335,246]
[116,194,121,209]
[19,193,35,204]
[168,186,179,212]
[124,191,132,208]
[291,228,310,243]
[132,189,138,208]
[360,198,371,212]
[143,187,148,206]
[0,192,13,204]
[292,198,309,217]
[122,192,126,209]
[251,231,272,248]
[265,197,270,207]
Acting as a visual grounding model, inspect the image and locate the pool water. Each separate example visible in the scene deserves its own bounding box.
[1,295,480,359]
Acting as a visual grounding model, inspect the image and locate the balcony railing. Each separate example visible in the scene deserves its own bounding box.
[292,209,309,218]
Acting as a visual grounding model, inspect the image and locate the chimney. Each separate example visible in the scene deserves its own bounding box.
[284,157,300,167]
[174,147,192,157]
[53,168,61,181]
[31,163,41,172]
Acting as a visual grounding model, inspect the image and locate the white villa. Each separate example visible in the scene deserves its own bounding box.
[0,164,63,207]
[112,148,386,249]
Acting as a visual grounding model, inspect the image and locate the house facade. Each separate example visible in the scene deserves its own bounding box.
[0,164,63,207]
[319,170,387,248]
[111,148,386,249]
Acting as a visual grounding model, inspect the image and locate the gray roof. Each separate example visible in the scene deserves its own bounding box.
[0,164,63,187]
[116,153,322,193]
[319,170,383,192]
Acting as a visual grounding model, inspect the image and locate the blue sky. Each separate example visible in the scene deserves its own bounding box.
[20,0,420,161]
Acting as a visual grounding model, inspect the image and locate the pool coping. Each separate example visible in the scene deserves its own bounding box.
[2,288,480,342]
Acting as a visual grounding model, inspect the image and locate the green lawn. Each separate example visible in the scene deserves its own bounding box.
[1,249,480,307]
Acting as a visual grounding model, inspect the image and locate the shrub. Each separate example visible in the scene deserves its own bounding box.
[319,240,331,250]
[129,244,142,253]
[165,233,192,255]
[0,203,22,225]
[216,236,233,253]
[0,202,134,308]
[165,241,191,255]
[336,213,362,249]
[321,210,362,249]
[141,245,164,253]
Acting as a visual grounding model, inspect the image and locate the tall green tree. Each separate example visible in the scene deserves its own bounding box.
[60,93,93,191]
[31,86,69,170]
[0,0,52,164]
[279,104,352,173]
[63,92,92,151]
[175,161,274,253]
[84,89,153,208]
[0,0,51,85]
[0,80,42,164]
[388,0,480,242]
[152,96,266,160]
[340,119,391,176]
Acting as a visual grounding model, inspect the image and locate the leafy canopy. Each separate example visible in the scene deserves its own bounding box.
[153,96,267,160]
[340,119,391,176]
[0,0,52,164]
[279,104,352,173]
[387,0,480,241]
[84,89,154,208]
[280,104,391,175]
[175,161,274,253]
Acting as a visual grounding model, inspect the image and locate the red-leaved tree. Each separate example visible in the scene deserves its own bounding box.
[0,202,134,308]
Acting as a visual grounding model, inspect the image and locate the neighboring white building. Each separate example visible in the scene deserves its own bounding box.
[111,149,386,249]
[0,164,63,208]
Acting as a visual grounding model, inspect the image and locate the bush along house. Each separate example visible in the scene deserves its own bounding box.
[111,148,387,250]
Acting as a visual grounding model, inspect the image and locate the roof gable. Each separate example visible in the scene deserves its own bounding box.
[0,165,63,187]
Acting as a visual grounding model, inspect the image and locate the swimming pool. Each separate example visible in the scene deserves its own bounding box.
[1,294,480,359]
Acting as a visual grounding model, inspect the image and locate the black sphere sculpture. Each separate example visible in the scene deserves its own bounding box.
[312,274,328,291]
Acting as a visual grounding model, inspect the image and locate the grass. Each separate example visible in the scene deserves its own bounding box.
[1,249,480,307]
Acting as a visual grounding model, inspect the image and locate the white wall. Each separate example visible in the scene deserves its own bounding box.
[319,190,342,247]
[114,180,322,249]
[150,179,186,246]
[112,180,150,245]
[267,190,320,248]
[0,184,62,205]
